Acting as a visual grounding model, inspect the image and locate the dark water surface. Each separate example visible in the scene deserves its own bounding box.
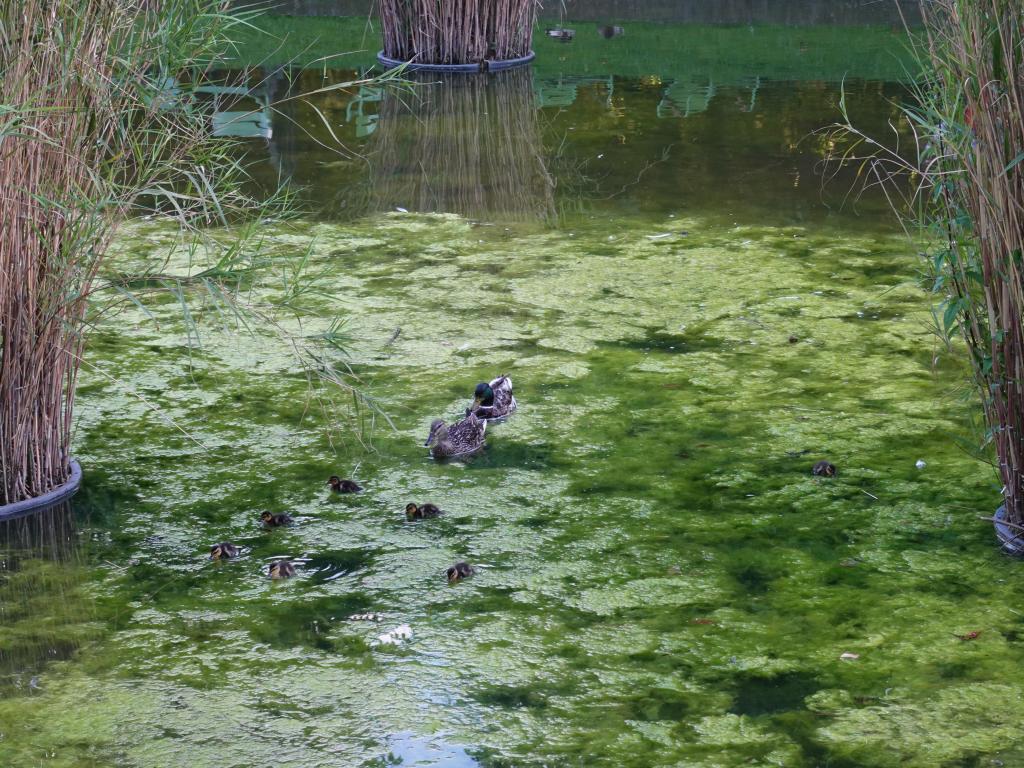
[4,11,1024,768]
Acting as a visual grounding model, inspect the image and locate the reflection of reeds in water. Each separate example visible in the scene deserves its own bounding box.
[371,69,555,223]
[379,0,538,64]
[0,501,95,694]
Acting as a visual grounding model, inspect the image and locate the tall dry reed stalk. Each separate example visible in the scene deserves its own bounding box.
[919,1,1024,524]
[370,69,555,221]
[822,0,1024,523]
[0,1,254,505]
[378,0,540,64]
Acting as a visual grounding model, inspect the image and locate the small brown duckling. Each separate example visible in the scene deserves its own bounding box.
[209,542,239,560]
[261,511,293,527]
[328,475,363,493]
[812,460,837,477]
[446,561,475,582]
[268,560,296,579]
[406,502,442,520]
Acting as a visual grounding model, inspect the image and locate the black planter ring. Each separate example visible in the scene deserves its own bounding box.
[376,50,535,73]
[994,504,1024,556]
[0,460,82,521]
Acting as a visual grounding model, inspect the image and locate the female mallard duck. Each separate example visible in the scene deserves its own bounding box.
[268,559,296,579]
[424,411,486,459]
[209,542,239,560]
[261,511,293,527]
[467,375,517,421]
[446,561,475,582]
[406,502,442,519]
[327,476,363,493]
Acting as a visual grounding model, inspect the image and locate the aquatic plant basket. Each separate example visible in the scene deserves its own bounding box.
[994,505,1024,556]
[376,51,535,73]
[0,460,82,521]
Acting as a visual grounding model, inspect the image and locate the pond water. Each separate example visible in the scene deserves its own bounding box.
[4,12,1024,768]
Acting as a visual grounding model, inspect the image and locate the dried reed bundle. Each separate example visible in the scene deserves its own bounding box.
[0,1,244,505]
[915,0,1024,523]
[378,0,540,64]
[822,1,1024,523]
[369,69,555,222]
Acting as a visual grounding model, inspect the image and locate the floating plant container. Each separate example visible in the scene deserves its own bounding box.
[377,0,538,72]
[0,460,82,521]
[376,50,536,73]
[994,504,1024,556]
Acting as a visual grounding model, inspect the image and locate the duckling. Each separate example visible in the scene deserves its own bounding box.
[209,542,239,560]
[327,475,363,493]
[260,511,293,527]
[268,560,296,579]
[446,561,475,582]
[405,502,442,519]
[812,460,837,477]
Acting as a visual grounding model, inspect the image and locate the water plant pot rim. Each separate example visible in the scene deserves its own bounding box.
[994,504,1024,556]
[376,50,536,73]
[0,460,82,521]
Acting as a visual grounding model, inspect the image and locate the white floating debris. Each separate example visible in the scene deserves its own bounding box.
[597,153,605,159]
[839,652,860,661]
[349,612,384,622]
[915,459,927,469]
[395,206,409,213]
[646,233,673,240]
[376,624,413,646]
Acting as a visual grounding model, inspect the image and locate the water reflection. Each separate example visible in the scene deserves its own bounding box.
[264,0,920,25]
[0,501,94,696]
[369,69,556,223]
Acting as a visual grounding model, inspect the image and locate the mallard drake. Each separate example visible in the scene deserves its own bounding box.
[327,476,363,493]
[425,411,486,458]
[812,460,837,477]
[406,502,442,519]
[261,511,293,527]
[209,542,239,560]
[446,561,475,582]
[268,560,296,579]
[467,375,517,421]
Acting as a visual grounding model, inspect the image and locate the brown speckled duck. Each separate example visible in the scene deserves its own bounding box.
[406,503,442,519]
[209,542,239,560]
[268,560,297,579]
[327,476,363,493]
[446,562,475,582]
[261,511,293,527]
[425,411,486,459]
[812,460,837,477]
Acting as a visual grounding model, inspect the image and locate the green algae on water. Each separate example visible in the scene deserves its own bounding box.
[1,206,1020,767]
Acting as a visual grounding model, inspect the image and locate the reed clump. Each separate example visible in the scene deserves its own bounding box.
[824,0,1024,524]
[0,1,251,505]
[916,1,1024,524]
[378,0,540,64]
